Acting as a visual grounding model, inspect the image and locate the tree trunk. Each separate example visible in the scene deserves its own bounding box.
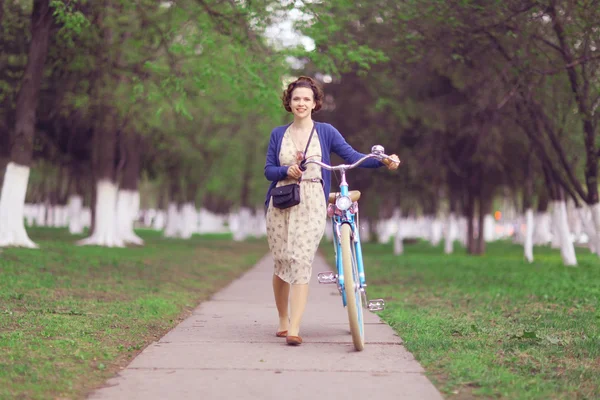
[78,7,125,247]
[444,213,456,254]
[444,198,456,255]
[390,208,403,255]
[523,157,534,263]
[164,170,182,238]
[579,206,598,254]
[533,186,551,245]
[0,118,8,187]
[0,0,52,248]
[0,0,5,29]
[524,209,534,262]
[179,169,199,240]
[116,131,144,245]
[476,194,487,255]
[466,189,476,255]
[67,161,85,234]
[551,188,577,266]
[547,6,599,252]
[77,103,122,247]
[589,203,600,255]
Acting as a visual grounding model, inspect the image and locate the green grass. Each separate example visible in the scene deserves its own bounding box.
[0,227,268,400]
[324,240,600,399]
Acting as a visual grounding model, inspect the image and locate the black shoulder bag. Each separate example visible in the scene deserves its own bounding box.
[271,125,316,210]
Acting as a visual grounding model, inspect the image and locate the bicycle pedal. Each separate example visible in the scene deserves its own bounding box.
[317,271,337,284]
[367,299,385,311]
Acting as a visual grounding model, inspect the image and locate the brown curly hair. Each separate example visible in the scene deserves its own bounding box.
[282,76,324,114]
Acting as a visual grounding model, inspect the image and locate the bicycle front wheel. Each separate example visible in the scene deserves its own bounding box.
[340,223,365,351]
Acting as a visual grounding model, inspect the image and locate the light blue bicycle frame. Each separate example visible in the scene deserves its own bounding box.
[331,171,366,311]
[309,149,388,318]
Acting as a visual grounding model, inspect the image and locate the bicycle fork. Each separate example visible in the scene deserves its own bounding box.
[317,223,385,312]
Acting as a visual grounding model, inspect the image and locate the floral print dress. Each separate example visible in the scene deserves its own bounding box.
[266,127,327,285]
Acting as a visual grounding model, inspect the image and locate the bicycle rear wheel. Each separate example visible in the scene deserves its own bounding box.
[340,223,365,351]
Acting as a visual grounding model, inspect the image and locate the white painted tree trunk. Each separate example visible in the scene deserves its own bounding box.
[81,207,92,230]
[198,208,228,234]
[377,216,395,244]
[34,203,46,227]
[457,217,468,247]
[578,206,597,254]
[164,202,181,238]
[23,204,36,227]
[524,208,534,263]
[143,208,156,227]
[152,210,166,230]
[54,205,64,227]
[430,217,443,246]
[68,195,84,234]
[0,163,38,248]
[58,206,69,227]
[45,204,55,227]
[256,207,267,237]
[359,218,370,242]
[567,202,583,244]
[197,208,209,233]
[393,210,404,255]
[232,207,253,241]
[533,212,552,245]
[590,203,600,256]
[483,214,495,242]
[77,180,124,247]
[116,190,144,245]
[179,202,197,240]
[550,203,562,249]
[444,213,455,254]
[552,201,577,266]
[512,215,524,244]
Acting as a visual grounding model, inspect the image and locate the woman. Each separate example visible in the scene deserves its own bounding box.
[264,76,399,346]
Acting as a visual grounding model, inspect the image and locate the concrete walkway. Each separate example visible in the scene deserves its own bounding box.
[89,253,444,400]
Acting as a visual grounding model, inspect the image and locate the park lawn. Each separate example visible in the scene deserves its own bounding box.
[0,227,268,400]
[341,240,599,399]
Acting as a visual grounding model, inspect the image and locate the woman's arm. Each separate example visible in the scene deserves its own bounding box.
[330,125,383,168]
[264,130,289,181]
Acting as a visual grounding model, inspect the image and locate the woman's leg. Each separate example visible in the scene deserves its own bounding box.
[288,283,309,337]
[272,274,290,332]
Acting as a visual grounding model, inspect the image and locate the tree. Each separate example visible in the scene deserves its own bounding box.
[0,0,53,248]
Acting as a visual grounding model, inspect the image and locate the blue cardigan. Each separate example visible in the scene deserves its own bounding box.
[264,121,383,207]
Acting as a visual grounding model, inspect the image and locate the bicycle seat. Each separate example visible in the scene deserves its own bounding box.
[328,190,361,204]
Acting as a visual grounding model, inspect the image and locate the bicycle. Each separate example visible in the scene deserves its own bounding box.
[301,145,398,351]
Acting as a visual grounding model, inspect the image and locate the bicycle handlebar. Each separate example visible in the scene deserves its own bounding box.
[299,145,399,171]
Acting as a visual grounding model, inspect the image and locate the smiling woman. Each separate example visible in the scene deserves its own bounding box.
[263,76,399,346]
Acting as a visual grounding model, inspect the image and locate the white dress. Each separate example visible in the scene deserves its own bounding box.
[265,127,327,284]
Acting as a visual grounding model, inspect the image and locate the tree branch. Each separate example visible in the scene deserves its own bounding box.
[530,33,565,56]
[526,98,588,200]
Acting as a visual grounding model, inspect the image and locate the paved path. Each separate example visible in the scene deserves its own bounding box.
[89,253,444,400]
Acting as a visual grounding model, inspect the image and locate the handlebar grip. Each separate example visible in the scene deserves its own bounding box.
[299,159,307,171]
[382,155,400,167]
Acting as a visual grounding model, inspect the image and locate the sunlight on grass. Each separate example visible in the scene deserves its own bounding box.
[322,239,600,400]
[0,228,268,400]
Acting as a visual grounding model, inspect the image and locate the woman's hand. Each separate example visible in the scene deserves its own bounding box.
[287,165,303,179]
[383,154,401,170]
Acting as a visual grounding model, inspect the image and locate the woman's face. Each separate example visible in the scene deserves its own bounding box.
[290,87,315,119]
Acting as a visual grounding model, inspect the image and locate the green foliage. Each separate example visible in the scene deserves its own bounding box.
[289,0,600,215]
[17,0,292,207]
[50,0,90,47]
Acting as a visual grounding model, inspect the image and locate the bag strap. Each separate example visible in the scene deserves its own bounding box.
[303,124,316,157]
[298,124,316,183]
